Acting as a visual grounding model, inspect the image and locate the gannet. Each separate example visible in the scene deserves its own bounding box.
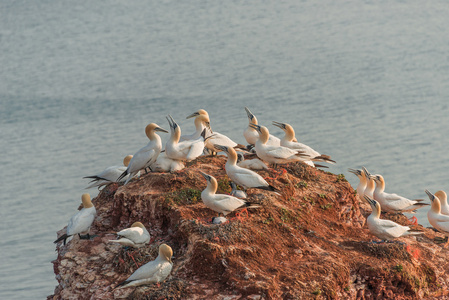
[181,109,210,141]
[425,190,449,240]
[230,181,247,199]
[372,174,429,213]
[109,222,151,248]
[116,244,173,288]
[117,123,168,185]
[236,153,269,170]
[84,155,133,189]
[243,107,281,147]
[200,171,256,216]
[54,194,97,245]
[150,152,185,173]
[272,121,335,165]
[249,123,310,166]
[435,190,449,216]
[364,196,423,241]
[362,167,375,198]
[186,109,244,154]
[348,168,367,200]
[165,115,205,161]
[214,144,277,192]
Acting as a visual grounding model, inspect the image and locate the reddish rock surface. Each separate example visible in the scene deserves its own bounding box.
[50,156,449,299]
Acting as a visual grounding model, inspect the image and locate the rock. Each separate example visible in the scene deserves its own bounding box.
[49,157,449,299]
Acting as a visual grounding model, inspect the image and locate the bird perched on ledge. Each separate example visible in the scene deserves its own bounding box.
[214,144,278,192]
[116,244,173,289]
[54,194,96,245]
[109,221,151,248]
[364,195,423,242]
[117,123,168,185]
[199,171,257,218]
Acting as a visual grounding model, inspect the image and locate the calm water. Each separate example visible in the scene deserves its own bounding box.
[1,1,449,299]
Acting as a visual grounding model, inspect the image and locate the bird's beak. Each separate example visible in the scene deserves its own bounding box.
[249,123,261,132]
[363,195,376,206]
[425,189,435,202]
[155,127,168,133]
[245,107,255,120]
[272,121,285,130]
[166,115,178,130]
[199,171,210,181]
[186,112,200,119]
[347,168,360,175]
[362,167,370,178]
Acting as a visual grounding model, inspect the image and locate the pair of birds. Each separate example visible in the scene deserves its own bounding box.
[349,167,428,213]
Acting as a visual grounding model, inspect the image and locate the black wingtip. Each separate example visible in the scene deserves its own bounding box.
[54,234,68,245]
[255,185,279,192]
[116,169,128,182]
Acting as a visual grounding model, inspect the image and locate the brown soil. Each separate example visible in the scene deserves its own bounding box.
[49,156,449,299]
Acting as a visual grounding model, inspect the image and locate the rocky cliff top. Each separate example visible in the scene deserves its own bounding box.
[50,156,449,299]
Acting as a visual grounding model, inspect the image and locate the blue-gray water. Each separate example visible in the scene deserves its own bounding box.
[1,1,449,299]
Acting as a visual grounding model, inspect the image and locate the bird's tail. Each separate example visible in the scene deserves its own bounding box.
[54,234,68,245]
[116,169,128,182]
[311,154,336,164]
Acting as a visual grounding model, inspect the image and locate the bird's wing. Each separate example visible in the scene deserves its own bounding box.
[212,194,246,212]
[67,208,96,236]
[127,260,162,281]
[233,168,267,187]
[264,145,297,159]
[207,132,237,148]
[186,141,205,160]
[117,227,146,243]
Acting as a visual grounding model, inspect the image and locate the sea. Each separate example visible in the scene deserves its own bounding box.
[1,1,448,299]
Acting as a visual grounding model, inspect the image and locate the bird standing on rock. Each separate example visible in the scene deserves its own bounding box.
[109,222,151,248]
[84,155,134,189]
[364,195,423,242]
[165,115,205,162]
[200,171,256,218]
[116,244,173,289]
[117,123,168,185]
[54,193,96,245]
[214,144,278,192]
[272,121,335,166]
[372,174,428,213]
[426,190,449,245]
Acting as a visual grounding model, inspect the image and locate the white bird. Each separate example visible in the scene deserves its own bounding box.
[364,195,423,241]
[150,152,185,173]
[117,123,168,185]
[236,153,269,170]
[230,181,247,199]
[54,194,97,245]
[435,190,449,216]
[425,190,449,243]
[84,155,134,189]
[181,109,210,141]
[165,115,205,161]
[116,244,173,288]
[109,221,151,248]
[348,168,368,200]
[243,107,281,147]
[214,144,277,192]
[249,123,310,166]
[361,167,375,198]
[186,109,244,154]
[200,171,256,216]
[272,121,335,166]
[372,174,429,213]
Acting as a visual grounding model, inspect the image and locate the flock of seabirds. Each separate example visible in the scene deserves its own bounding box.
[54,107,449,290]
